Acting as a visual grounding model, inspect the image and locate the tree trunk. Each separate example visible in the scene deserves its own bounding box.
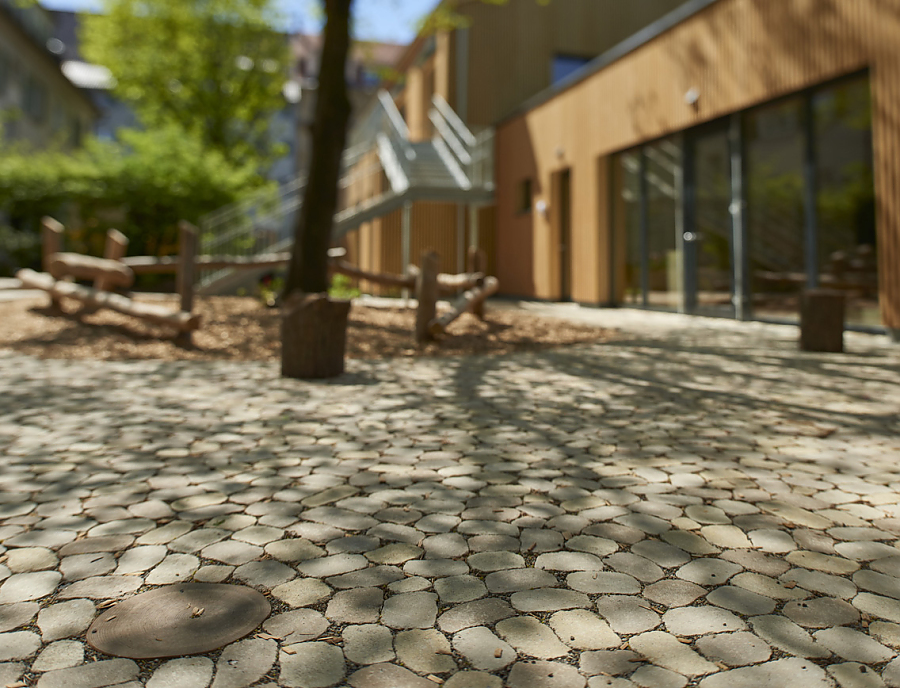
[283,0,352,297]
[281,294,351,379]
[280,0,353,379]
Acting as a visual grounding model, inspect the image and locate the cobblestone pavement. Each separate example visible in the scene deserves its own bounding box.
[1,311,900,688]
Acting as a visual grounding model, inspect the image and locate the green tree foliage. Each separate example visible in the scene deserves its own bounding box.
[0,126,263,276]
[80,0,289,166]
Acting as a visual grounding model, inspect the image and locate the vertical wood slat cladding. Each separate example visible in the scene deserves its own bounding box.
[496,0,900,327]
[462,0,688,129]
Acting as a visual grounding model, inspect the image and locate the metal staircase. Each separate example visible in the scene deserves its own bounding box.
[197,91,494,293]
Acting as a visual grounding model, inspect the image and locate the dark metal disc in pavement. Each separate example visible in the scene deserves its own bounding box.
[86,583,271,659]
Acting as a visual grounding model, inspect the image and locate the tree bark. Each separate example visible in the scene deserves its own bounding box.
[281,294,351,379]
[280,0,353,379]
[283,0,352,296]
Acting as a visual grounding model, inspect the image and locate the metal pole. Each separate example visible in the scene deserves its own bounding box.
[401,201,412,301]
[469,204,479,250]
[729,113,749,320]
[638,148,649,308]
[803,95,819,289]
[674,134,686,314]
[456,204,465,275]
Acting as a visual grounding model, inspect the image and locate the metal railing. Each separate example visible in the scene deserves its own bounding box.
[430,94,494,191]
[196,90,495,291]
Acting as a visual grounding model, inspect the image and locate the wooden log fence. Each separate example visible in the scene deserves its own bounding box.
[17,269,200,331]
[23,217,501,343]
[175,222,198,344]
[48,253,135,289]
[415,251,440,344]
[41,217,64,309]
[428,276,499,337]
[96,229,129,292]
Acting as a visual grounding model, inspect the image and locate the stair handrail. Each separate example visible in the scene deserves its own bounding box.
[432,94,477,148]
[470,127,495,189]
[429,108,472,167]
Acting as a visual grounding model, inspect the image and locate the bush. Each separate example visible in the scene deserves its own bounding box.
[329,274,361,300]
[0,225,41,277]
[0,125,268,275]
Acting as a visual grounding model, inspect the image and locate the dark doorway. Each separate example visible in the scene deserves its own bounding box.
[557,169,572,301]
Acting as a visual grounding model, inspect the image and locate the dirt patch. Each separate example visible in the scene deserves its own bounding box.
[0,295,612,362]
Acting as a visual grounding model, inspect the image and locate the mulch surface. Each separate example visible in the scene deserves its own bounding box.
[0,295,613,362]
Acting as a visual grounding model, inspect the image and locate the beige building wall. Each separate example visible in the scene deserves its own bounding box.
[345,0,689,285]
[0,6,95,150]
[495,0,900,328]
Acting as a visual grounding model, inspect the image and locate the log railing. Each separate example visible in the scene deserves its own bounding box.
[22,217,501,345]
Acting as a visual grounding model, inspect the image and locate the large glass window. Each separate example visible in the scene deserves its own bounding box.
[645,138,681,310]
[814,78,878,327]
[690,125,733,316]
[745,97,806,321]
[609,74,877,329]
[552,55,591,85]
[612,150,642,305]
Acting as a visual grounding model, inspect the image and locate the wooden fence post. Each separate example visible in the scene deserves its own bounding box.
[467,246,487,319]
[415,250,440,344]
[176,221,198,345]
[95,229,129,292]
[41,217,64,309]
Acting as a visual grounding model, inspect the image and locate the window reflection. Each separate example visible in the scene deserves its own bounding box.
[814,78,879,327]
[613,151,642,305]
[745,98,806,321]
[645,138,681,310]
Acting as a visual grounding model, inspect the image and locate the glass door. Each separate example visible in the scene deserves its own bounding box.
[684,122,735,317]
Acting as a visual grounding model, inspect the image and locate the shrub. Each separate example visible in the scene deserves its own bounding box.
[0,125,268,276]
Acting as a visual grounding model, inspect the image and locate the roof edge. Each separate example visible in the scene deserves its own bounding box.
[499,0,722,126]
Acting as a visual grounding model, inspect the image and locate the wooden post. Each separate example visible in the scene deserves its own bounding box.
[176,221,198,345]
[41,217,64,309]
[17,269,200,331]
[49,254,134,288]
[80,228,130,314]
[467,247,487,319]
[95,229,129,292]
[428,276,499,337]
[800,289,845,353]
[415,250,440,344]
[401,202,412,300]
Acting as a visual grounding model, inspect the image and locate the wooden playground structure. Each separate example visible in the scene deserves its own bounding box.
[17,217,500,345]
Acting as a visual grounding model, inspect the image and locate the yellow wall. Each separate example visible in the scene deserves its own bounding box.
[495,0,900,329]
[0,11,96,150]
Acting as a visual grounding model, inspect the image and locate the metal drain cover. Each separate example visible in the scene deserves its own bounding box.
[86,583,271,659]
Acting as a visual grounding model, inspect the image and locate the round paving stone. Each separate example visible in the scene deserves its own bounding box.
[696,632,772,667]
[506,660,586,688]
[87,583,270,658]
[783,597,859,629]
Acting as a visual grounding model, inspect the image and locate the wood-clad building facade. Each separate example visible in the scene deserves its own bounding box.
[495,0,899,334]
[347,0,688,292]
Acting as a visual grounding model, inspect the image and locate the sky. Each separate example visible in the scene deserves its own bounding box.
[37,0,439,44]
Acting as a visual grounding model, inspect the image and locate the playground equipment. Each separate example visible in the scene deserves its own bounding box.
[17,216,500,346]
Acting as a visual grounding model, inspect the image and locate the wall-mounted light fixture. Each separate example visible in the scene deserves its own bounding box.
[535,199,548,218]
[684,87,700,107]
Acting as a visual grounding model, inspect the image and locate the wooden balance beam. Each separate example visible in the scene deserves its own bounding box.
[16,269,201,332]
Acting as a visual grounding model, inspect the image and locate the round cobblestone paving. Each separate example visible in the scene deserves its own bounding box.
[86,583,270,658]
[0,308,899,687]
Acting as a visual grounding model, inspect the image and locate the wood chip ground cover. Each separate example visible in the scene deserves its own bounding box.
[0,296,612,361]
